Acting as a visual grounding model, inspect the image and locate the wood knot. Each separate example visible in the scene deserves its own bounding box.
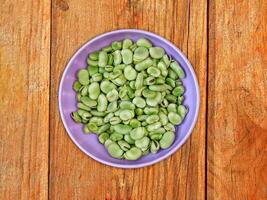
[56,0,69,11]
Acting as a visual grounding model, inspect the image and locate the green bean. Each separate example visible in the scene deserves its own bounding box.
[77,69,89,85]
[113,124,132,134]
[135,137,150,150]
[144,107,158,115]
[119,110,133,121]
[144,76,156,85]
[109,116,121,125]
[107,101,118,113]
[168,68,178,80]
[129,43,137,51]
[121,49,133,64]
[98,133,109,144]
[77,102,91,111]
[168,112,182,125]
[97,94,108,112]
[124,65,137,80]
[102,45,113,52]
[177,95,184,105]
[127,86,135,98]
[112,41,122,50]
[162,54,171,67]
[170,61,185,78]
[120,101,135,110]
[146,92,161,107]
[148,84,168,92]
[147,66,161,77]
[160,99,169,108]
[105,65,113,72]
[155,76,165,84]
[71,112,82,123]
[104,139,114,148]
[83,125,90,133]
[90,116,103,126]
[87,123,99,134]
[113,64,125,71]
[98,124,110,134]
[80,85,88,96]
[130,119,141,128]
[172,86,185,96]
[175,79,183,86]
[167,103,177,113]
[87,58,98,67]
[147,122,161,132]
[142,89,157,98]
[149,47,165,59]
[98,67,105,74]
[134,46,149,62]
[73,81,82,92]
[88,82,100,100]
[76,93,82,101]
[150,140,160,153]
[164,123,175,132]
[107,143,124,158]
[110,133,124,141]
[118,140,131,151]
[104,113,114,123]
[135,86,146,97]
[100,80,116,94]
[160,131,175,149]
[108,54,114,65]
[146,115,159,124]
[129,80,136,89]
[135,57,153,71]
[78,109,91,120]
[98,51,108,67]
[136,38,152,48]
[122,38,133,49]
[91,73,103,82]
[135,73,144,89]
[113,74,127,86]
[159,111,168,126]
[124,134,135,144]
[150,133,163,141]
[106,89,119,102]
[88,65,98,76]
[130,127,145,140]
[133,97,146,108]
[177,105,188,118]
[89,51,99,61]
[165,94,177,103]
[135,108,143,116]
[141,121,147,126]
[157,61,168,76]
[113,50,122,65]
[148,128,166,136]
[124,147,142,160]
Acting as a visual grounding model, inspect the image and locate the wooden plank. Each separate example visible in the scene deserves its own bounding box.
[0,0,50,199]
[50,0,207,199]
[208,0,267,199]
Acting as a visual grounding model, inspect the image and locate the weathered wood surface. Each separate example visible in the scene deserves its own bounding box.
[208,0,267,199]
[0,0,50,199]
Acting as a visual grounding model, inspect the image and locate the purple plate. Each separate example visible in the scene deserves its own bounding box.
[59,29,200,168]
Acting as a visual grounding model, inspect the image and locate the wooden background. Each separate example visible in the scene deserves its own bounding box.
[0,0,266,199]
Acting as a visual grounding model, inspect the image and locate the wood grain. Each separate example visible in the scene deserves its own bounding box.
[50,0,207,199]
[0,0,50,199]
[208,0,267,199]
